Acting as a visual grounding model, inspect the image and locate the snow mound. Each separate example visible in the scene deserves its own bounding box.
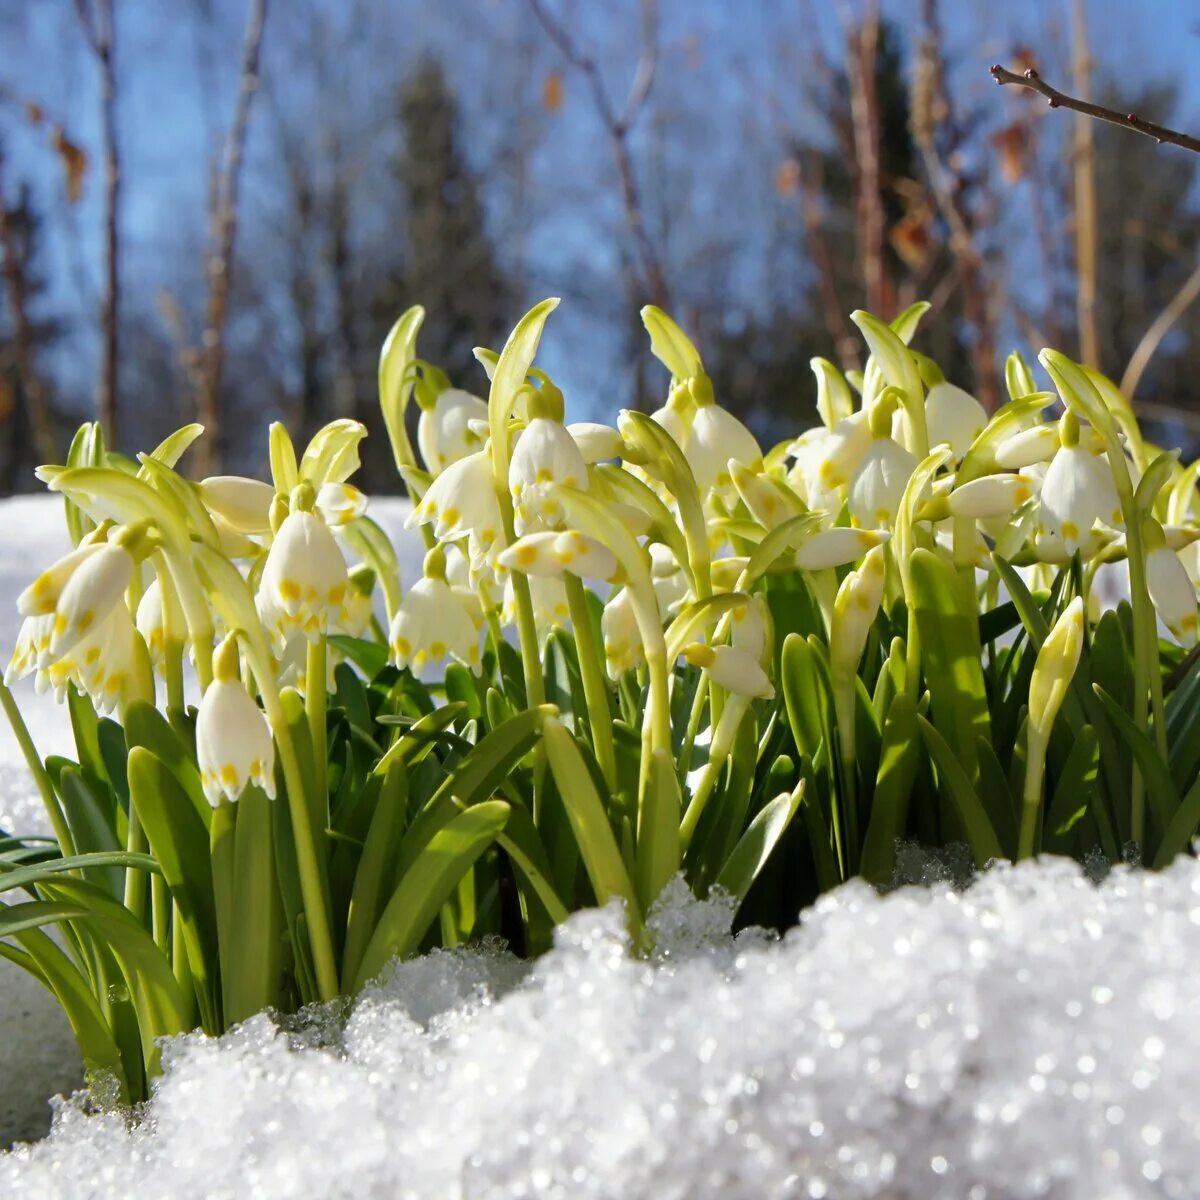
[3,861,1200,1199]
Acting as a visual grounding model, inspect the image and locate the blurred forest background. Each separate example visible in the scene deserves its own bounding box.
[2,0,1200,492]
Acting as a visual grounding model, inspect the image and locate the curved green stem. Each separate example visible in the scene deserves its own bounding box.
[564,573,616,792]
[0,679,74,856]
[306,637,328,814]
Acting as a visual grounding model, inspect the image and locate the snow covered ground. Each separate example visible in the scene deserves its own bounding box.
[2,497,1199,1198]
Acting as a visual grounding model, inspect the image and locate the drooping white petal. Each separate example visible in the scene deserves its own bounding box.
[48,543,136,656]
[848,439,918,529]
[601,587,644,679]
[925,382,987,461]
[389,576,481,673]
[685,643,774,699]
[17,543,104,617]
[199,476,276,535]
[994,425,1060,470]
[259,510,349,643]
[407,450,503,553]
[510,418,589,532]
[567,422,625,463]
[685,406,762,497]
[1146,546,1198,647]
[1039,446,1121,552]
[315,482,368,528]
[794,528,890,571]
[948,472,1040,520]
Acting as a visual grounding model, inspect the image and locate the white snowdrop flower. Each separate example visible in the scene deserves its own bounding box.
[259,509,349,644]
[948,472,1040,520]
[499,530,620,582]
[199,476,276,535]
[685,404,762,497]
[1039,445,1121,553]
[994,425,1060,470]
[509,417,589,532]
[848,439,918,529]
[567,421,625,463]
[1028,597,1085,745]
[1031,527,1113,565]
[602,587,644,679]
[650,402,689,449]
[730,461,801,530]
[925,382,987,461]
[811,411,872,493]
[502,574,571,631]
[135,578,167,669]
[406,450,505,568]
[1146,545,1198,647]
[196,638,276,806]
[389,561,481,674]
[795,527,890,571]
[314,482,368,528]
[417,388,488,474]
[334,567,377,639]
[830,544,886,678]
[683,642,774,700]
[49,606,141,714]
[20,540,136,659]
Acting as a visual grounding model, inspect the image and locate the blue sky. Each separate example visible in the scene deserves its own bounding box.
[2,0,1200,437]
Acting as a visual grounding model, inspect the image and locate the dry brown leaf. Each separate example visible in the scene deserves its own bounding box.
[51,127,88,204]
[775,158,801,198]
[542,71,564,113]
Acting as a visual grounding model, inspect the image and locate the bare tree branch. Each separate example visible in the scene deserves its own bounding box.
[74,0,120,446]
[526,0,669,312]
[195,0,269,476]
[990,64,1200,156]
[1120,258,1200,400]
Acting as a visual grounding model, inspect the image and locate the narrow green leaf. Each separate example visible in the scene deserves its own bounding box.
[859,694,921,886]
[715,780,806,905]
[635,747,681,913]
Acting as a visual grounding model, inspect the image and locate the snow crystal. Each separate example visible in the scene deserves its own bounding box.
[1,858,1199,1198]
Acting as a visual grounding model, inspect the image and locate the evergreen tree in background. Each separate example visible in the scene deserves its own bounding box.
[377,56,513,390]
[0,181,60,493]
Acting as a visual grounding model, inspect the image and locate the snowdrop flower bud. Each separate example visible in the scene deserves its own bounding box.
[994,425,1060,470]
[925,382,987,461]
[499,530,620,582]
[795,527,890,571]
[417,388,488,474]
[196,636,276,806]
[1028,597,1085,744]
[199,476,276,535]
[830,544,886,679]
[389,548,481,674]
[685,402,762,497]
[258,507,349,644]
[1146,544,1198,647]
[683,642,774,700]
[509,416,589,532]
[601,587,644,679]
[567,421,625,463]
[948,472,1040,520]
[848,438,918,528]
[1039,445,1121,553]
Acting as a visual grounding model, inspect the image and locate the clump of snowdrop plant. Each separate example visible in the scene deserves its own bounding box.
[3,296,1200,1106]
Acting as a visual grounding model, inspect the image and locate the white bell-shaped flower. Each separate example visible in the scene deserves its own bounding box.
[1146,545,1198,647]
[925,382,987,461]
[502,574,571,630]
[731,595,770,661]
[650,402,690,450]
[994,425,1060,470]
[258,509,349,644]
[135,578,167,669]
[848,439,918,528]
[794,527,890,571]
[196,638,276,806]
[649,543,689,616]
[683,642,774,700]
[1039,445,1121,553]
[809,411,872,494]
[685,404,762,497]
[199,476,275,535]
[5,613,54,689]
[406,449,505,570]
[601,587,644,679]
[389,555,481,674]
[47,605,141,714]
[948,472,1040,520]
[499,530,619,582]
[315,482,368,528]
[509,417,588,532]
[417,388,488,474]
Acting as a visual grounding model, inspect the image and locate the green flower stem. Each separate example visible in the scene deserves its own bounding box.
[151,873,170,951]
[679,674,709,780]
[0,679,75,857]
[564,573,617,792]
[171,903,197,1027]
[164,641,186,712]
[260,682,339,1003]
[1018,735,1048,860]
[306,637,328,814]
[679,696,747,848]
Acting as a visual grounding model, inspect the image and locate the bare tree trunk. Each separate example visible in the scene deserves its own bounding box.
[195,0,269,476]
[74,0,120,446]
[0,155,58,488]
[1070,0,1099,367]
[844,4,885,315]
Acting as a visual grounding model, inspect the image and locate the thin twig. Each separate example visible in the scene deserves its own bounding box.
[1120,258,1200,399]
[196,0,269,476]
[527,0,668,311]
[990,64,1200,156]
[74,0,120,446]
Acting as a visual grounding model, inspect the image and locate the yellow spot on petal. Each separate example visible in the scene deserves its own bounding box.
[516,545,538,567]
[443,506,461,526]
[219,765,239,787]
[1061,521,1079,542]
[535,468,554,483]
[280,580,301,602]
[392,637,411,657]
[430,640,447,658]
